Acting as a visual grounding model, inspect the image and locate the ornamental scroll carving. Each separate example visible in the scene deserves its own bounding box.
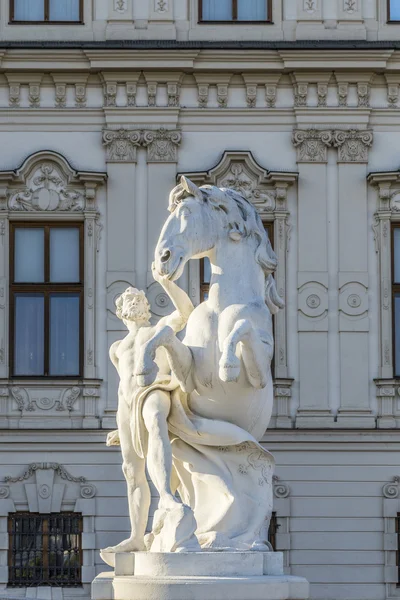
[333,130,373,163]
[4,463,96,514]
[293,129,373,163]
[8,163,83,212]
[102,128,182,163]
[292,130,333,163]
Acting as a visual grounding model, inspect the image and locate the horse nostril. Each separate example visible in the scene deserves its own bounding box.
[160,250,171,263]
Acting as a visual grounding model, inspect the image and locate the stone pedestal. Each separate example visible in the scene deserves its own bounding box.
[92,551,309,600]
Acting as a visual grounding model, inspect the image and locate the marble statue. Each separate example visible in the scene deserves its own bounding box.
[102,176,284,559]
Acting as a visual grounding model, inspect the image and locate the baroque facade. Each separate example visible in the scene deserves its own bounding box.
[2,1,400,600]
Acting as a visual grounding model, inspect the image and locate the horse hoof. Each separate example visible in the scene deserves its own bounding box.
[219,364,240,383]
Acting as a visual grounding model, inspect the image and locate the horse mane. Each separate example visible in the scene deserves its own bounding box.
[169,179,284,312]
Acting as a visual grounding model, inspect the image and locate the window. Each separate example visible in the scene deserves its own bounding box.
[10,223,83,377]
[393,225,400,377]
[199,0,271,22]
[268,512,278,551]
[10,0,83,23]
[8,512,82,587]
[389,0,400,21]
[200,221,274,301]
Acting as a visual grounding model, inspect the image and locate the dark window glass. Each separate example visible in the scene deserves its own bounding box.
[10,224,83,377]
[8,513,82,587]
[13,0,44,20]
[268,512,279,551]
[202,0,231,20]
[49,0,80,21]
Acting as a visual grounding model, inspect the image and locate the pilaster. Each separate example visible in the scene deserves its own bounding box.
[333,129,375,428]
[102,127,140,428]
[293,129,334,428]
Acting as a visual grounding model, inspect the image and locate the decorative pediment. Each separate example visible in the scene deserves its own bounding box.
[3,462,96,514]
[0,150,106,213]
[178,151,297,216]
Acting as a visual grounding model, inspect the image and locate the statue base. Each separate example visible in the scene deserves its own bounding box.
[92,551,309,600]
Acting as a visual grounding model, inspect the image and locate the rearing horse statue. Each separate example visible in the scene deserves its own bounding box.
[136,176,283,551]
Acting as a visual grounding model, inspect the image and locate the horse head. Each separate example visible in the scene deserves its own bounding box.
[154,176,278,284]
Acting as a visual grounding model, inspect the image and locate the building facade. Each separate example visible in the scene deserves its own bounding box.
[1,1,400,600]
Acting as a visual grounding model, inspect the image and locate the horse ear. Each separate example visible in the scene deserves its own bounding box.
[180,176,203,201]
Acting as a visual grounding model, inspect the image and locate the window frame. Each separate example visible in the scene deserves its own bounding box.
[9,0,84,25]
[392,223,400,378]
[9,222,84,379]
[8,511,83,588]
[198,0,273,24]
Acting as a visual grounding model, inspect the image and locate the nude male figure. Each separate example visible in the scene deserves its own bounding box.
[103,267,194,553]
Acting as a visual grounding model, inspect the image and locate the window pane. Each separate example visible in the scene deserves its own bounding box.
[49,0,80,21]
[394,228,400,283]
[50,228,80,283]
[14,228,44,283]
[202,0,231,20]
[14,294,44,376]
[390,0,400,20]
[202,257,211,284]
[237,0,267,20]
[13,0,44,20]
[395,295,400,377]
[50,294,80,376]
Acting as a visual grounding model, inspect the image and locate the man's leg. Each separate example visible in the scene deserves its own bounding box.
[104,393,151,553]
[142,390,179,510]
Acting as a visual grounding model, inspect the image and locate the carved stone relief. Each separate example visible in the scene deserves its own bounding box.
[55,83,67,108]
[339,282,368,331]
[333,129,373,163]
[103,128,142,162]
[8,163,84,212]
[114,0,127,12]
[298,281,328,329]
[142,128,182,162]
[75,83,87,107]
[292,129,333,163]
[293,129,373,163]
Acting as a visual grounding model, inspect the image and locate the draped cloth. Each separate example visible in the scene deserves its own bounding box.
[133,375,275,551]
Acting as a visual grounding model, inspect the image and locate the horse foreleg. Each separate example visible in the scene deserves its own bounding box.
[136,326,193,390]
[219,319,273,389]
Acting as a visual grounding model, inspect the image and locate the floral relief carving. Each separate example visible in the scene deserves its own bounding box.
[303,0,317,13]
[8,163,84,211]
[246,85,257,108]
[9,84,20,107]
[265,85,277,108]
[5,462,86,484]
[217,84,228,108]
[155,0,168,11]
[344,0,357,13]
[198,84,209,108]
[220,163,275,210]
[147,83,157,107]
[388,84,399,108]
[292,129,333,163]
[294,83,308,107]
[167,83,180,107]
[317,83,328,107]
[29,84,40,108]
[126,83,137,107]
[142,128,182,162]
[333,129,373,163]
[9,386,81,412]
[75,83,86,108]
[338,83,348,107]
[104,83,117,107]
[55,84,67,108]
[357,83,369,107]
[102,128,141,162]
[114,0,127,12]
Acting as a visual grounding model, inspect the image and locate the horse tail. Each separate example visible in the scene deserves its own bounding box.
[265,274,285,314]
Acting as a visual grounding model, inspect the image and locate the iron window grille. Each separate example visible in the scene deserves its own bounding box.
[8,512,82,588]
